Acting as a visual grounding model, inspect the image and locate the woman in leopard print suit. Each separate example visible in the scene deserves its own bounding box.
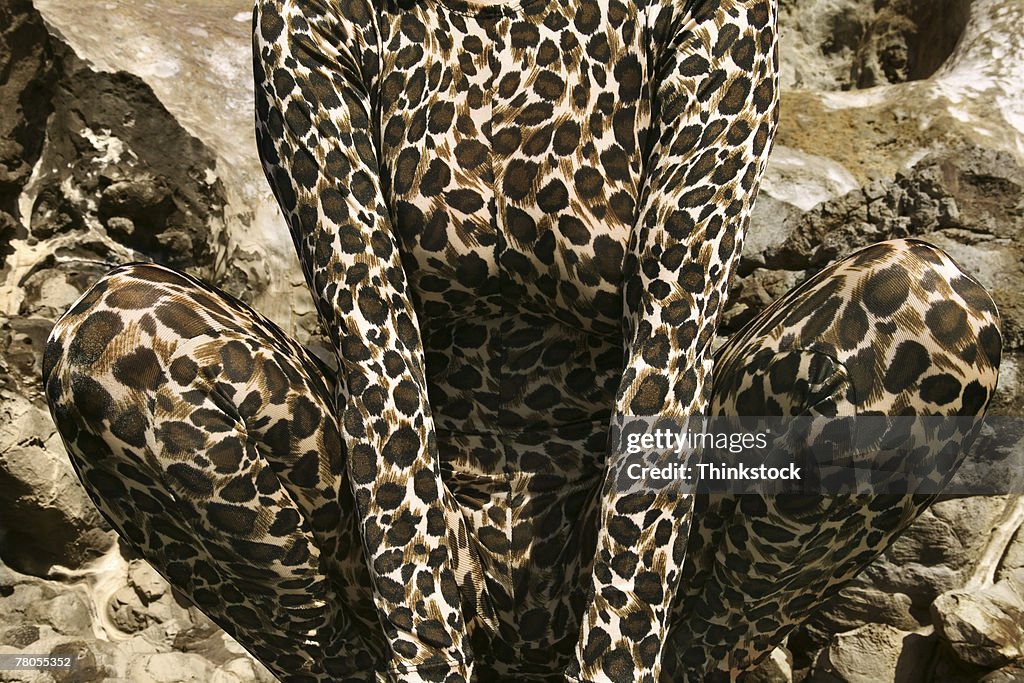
[42,0,1001,681]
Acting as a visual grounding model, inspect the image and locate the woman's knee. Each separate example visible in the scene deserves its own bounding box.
[42,263,203,440]
[842,238,1001,415]
[44,263,181,376]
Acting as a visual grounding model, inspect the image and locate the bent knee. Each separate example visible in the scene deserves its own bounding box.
[42,262,201,402]
[843,239,1002,414]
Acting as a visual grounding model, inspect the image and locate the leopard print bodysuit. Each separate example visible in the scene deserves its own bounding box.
[42,0,1002,681]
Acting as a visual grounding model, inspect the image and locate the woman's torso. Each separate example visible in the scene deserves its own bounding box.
[370,0,669,435]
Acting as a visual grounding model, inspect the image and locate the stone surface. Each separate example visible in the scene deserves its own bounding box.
[0,392,112,575]
[980,663,1024,683]
[127,652,213,683]
[778,0,972,92]
[932,581,1024,668]
[127,561,167,604]
[31,0,322,341]
[805,586,923,641]
[743,647,794,683]
[810,624,937,683]
[850,497,1013,609]
[1000,524,1024,584]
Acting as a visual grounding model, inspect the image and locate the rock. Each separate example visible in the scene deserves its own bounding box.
[758,145,861,212]
[0,317,54,398]
[742,195,801,272]
[0,582,57,621]
[805,587,923,641]
[768,146,1023,273]
[0,394,112,576]
[27,592,92,637]
[778,0,971,91]
[0,655,55,683]
[0,212,27,267]
[742,647,793,683]
[32,0,321,343]
[1003,567,1024,599]
[47,641,106,683]
[980,663,1024,682]
[211,657,278,683]
[856,497,1011,609]
[0,624,39,648]
[926,643,993,683]
[811,624,936,683]
[722,267,804,335]
[1000,521,1024,585]
[16,260,112,322]
[126,652,213,683]
[932,581,1024,668]
[127,562,166,604]
[0,0,55,221]
[171,612,246,668]
[105,586,151,636]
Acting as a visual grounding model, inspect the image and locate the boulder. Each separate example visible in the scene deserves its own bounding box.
[811,624,937,683]
[932,581,1024,668]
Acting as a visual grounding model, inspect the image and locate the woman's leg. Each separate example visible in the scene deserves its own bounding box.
[665,239,1002,680]
[42,263,387,682]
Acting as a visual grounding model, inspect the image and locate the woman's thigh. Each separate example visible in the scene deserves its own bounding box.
[666,239,1002,679]
[42,263,384,681]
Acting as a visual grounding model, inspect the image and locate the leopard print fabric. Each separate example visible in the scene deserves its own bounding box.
[41,0,1002,681]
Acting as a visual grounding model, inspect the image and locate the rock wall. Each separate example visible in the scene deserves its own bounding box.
[0,0,1022,681]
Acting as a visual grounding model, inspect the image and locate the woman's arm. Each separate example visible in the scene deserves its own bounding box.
[569,1,780,680]
[253,1,472,680]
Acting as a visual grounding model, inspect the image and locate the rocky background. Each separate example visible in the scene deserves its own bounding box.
[0,0,1022,681]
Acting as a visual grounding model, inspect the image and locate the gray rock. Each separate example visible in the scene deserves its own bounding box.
[0,624,40,648]
[47,641,106,683]
[742,647,793,683]
[856,497,1011,609]
[211,658,278,683]
[722,268,804,335]
[0,0,55,223]
[778,0,971,91]
[980,663,1024,682]
[27,592,92,637]
[127,562,166,604]
[17,262,113,322]
[811,624,936,683]
[0,394,112,576]
[0,582,57,620]
[932,581,1024,668]
[33,0,322,344]
[762,146,1023,279]
[105,586,151,635]
[17,33,224,270]
[127,653,213,683]
[1001,548,1024,594]
[805,587,923,641]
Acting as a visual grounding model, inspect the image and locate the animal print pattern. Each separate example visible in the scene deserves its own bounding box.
[42,242,1000,682]
[666,238,1001,681]
[40,0,1002,681]
[250,0,782,678]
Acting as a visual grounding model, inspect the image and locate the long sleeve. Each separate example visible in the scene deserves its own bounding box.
[252,1,472,680]
[569,1,780,680]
